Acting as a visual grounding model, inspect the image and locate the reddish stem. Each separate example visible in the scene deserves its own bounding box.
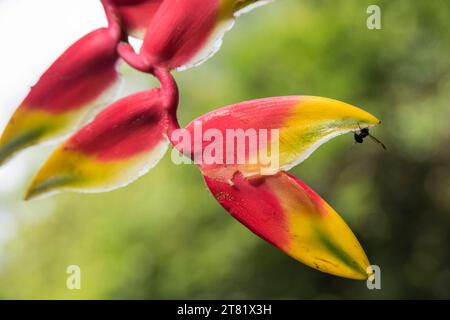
[152,68,181,146]
[117,42,154,72]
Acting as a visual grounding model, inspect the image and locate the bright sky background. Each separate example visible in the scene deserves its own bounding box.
[0,0,108,245]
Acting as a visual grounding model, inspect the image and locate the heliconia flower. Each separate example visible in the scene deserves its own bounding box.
[23,70,377,279]
[181,96,381,182]
[205,171,370,279]
[24,69,178,200]
[0,12,122,165]
[118,0,273,71]
[1,0,382,282]
[110,0,164,38]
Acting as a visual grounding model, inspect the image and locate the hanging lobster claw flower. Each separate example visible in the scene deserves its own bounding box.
[181,96,381,182]
[0,18,122,166]
[25,88,170,200]
[110,0,164,38]
[205,171,370,279]
[118,0,273,71]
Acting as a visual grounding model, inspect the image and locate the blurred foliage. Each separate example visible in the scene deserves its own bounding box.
[0,0,449,299]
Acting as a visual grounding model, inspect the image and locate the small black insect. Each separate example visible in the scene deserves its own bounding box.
[354,126,386,150]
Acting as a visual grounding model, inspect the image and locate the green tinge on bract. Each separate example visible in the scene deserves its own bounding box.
[272,173,371,279]
[0,108,82,165]
[196,96,381,181]
[25,139,168,200]
[206,171,371,280]
[279,96,381,171]
[0,26,121,166]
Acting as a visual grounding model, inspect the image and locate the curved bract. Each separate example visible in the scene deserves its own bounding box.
[118,0,273,71]
[205,171,370,280]
[25,89,170,200]
[0,26,122,166]
[182,96,381,181]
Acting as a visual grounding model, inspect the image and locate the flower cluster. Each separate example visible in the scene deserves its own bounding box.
[0,0,382,279]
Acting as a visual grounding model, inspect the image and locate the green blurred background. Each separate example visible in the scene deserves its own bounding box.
[0,0,449,299]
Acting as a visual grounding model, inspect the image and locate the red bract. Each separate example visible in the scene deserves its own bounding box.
[1,0,384,280]
[64,90,166,161]
[182,96,380,182]
[22,29,120,115]
[118,0,273,71]
[25,89,169,198]
[0,13,121,165]
[26,69,178,199]
[205,172,370,280]
[119,0,219,71]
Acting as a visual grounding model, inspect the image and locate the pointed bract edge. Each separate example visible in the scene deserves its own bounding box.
[181,96,381,182]
[204,171,371,280]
